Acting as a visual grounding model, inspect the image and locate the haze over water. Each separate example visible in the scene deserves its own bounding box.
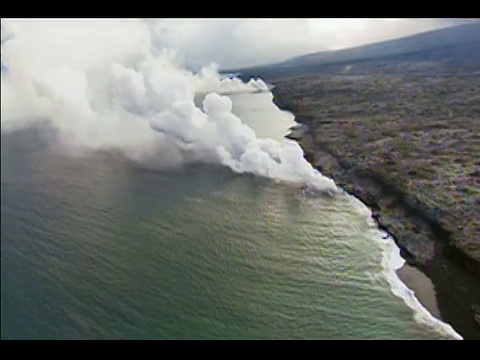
[1,92,460,339]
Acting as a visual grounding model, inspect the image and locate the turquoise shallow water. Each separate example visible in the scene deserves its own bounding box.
[1,93,456,339]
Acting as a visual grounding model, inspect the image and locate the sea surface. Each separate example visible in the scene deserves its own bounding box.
[1,91,461,339]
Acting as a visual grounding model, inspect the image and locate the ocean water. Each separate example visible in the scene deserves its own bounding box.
[1,92,460,339]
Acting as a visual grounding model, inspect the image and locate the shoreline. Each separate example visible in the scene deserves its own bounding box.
[274,96,480,340]
[288,124,463,339]
[286,122,465,339]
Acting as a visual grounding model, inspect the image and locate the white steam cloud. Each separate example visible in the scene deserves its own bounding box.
[1,19,338,193]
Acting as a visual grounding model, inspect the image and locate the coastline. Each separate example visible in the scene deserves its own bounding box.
[273,94,480,340]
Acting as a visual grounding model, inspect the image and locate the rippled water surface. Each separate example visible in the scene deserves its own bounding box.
[1,92,457,339]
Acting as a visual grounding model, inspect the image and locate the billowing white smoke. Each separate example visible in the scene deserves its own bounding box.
[193,65,270,94]
[1,19,338,193]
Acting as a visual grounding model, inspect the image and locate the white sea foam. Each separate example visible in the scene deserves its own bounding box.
[1,19,464,340]
[348,196,464,340]
[379,236,463,340]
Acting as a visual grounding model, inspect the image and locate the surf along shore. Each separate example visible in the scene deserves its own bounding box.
[261,71,480,339]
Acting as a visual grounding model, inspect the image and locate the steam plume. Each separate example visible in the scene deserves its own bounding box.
[1,19,337,192]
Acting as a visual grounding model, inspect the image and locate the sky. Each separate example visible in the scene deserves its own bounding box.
[2,18,478,70]
[144,18,478,69]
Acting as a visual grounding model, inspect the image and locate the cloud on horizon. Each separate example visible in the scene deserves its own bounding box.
[2,18,478,71]
[141,18,479,70]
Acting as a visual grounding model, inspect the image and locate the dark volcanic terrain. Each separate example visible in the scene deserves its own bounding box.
[234,22,480,339]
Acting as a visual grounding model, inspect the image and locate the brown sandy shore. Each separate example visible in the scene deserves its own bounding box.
[262,73,480,339]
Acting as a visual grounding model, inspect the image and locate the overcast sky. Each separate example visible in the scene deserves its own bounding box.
[143,18,479,69]
[2,18,478,71]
